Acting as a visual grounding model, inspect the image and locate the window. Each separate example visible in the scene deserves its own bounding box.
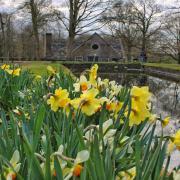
[92,44,99,50]
[75,56,83,61]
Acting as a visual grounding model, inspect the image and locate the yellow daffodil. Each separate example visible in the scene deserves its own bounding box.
[167,129,180,154]
[6,68,21,76]
[172,129,180,150]
[131,86,151,105]
[64,150,89,180]
[71,88,101,116]
[149,114,157,123]
[128,86,151,126]
[35,75,42,80]
[47,65,56,74]
[162,117,170,128]
[47,88,70,112]
[129,98,150,126]
[4,150,21,180]
[89,64,98,86]
[1,64,10,70]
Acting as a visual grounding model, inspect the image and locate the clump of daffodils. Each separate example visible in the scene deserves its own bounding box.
[47,64,152,127]
[1,64,21,76]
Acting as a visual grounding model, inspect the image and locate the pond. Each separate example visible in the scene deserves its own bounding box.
[119,73,180,120]
[118,73,180,170]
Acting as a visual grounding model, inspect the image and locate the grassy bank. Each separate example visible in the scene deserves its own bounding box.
[144,63,180,71]
[21,61,72,75]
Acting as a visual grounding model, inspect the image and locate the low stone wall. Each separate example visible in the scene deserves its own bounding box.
[143,66,180,82]
[62,63,142,74]
[63,62,180,83]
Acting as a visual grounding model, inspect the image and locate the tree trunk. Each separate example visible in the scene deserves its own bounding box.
[178,51,180,64]
[141,34,147,62]
[67,35,75,60]
[0,14,6,59]
[30,0,40,60]
[127,46,132,62]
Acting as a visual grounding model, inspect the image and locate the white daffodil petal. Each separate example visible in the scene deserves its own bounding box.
[75,150,89,164]
[61,160,67,169]
[73,83,80,92]
[14,163,21,172]
[64,172,73,180]
[58,145,64,154]
[7,174,12,180]
[104,129,116,139]
[103,119,113,133]
[10,150,20,165]
[80,75,87,82]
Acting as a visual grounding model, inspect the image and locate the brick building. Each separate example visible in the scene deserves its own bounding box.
[44,33,124,61]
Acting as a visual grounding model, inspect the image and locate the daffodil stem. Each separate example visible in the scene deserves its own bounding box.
[34,153,46,162]
[83,125,98,133]
[53,152,75,162]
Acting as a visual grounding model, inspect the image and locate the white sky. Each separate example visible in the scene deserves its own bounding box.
[0,0,179,12]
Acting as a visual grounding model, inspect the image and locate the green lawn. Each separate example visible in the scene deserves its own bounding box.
[21,61,73,76]
[144,63,180,71]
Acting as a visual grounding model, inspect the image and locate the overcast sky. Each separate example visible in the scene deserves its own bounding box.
[0,0,179,12]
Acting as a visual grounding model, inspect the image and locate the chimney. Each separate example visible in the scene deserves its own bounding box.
[44,33,52,58]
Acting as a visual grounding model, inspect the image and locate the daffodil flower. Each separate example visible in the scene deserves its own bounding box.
[128,86,151,126]
[6,68,21,76]
[73,75,90,92]
[161,116,170,128]
[1,64,10,70]
[85,119,116,151]
[64,150,89,180]
[4,150,21,180]
[167,129,180,154]
[89,64,98,87]
[47,65,56,74]
[47,88,70,112]
[39,145,67,177]
[71,88,101,116]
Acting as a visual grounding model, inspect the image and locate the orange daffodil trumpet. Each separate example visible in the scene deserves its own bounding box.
[64,150,89,180]
[73,75,90,92]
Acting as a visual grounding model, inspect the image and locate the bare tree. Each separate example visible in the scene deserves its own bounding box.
[103,1,139,61]
[0,12,15,60]
[18,0,53,60]
[54,0,109,60]
[131,0,162,62]
[160,12,180,64]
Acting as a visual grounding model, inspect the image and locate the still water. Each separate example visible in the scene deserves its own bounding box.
[118,73,180,121]
[118,73,180,169]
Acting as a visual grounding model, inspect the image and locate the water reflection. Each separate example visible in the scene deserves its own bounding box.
[118,73,180,169]
[118,73,180,119]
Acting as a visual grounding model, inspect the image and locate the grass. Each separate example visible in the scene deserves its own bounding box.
[144,63,180,71]
[20,61,74,77]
